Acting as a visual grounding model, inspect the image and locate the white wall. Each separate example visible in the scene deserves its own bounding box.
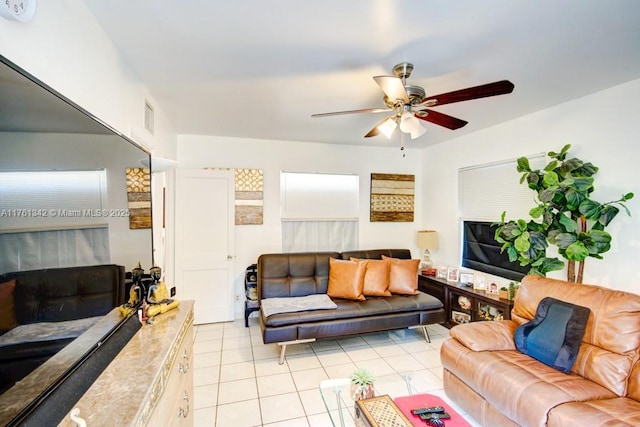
[421,79,640,292]
[0,0,177,273]
[0,1,176,157]
[177,136,424,316]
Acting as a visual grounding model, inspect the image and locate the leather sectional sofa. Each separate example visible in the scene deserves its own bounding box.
[441,275,640,426]
[0,264,126,393]
[258,249,445,363]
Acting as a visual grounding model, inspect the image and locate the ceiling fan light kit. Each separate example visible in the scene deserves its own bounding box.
[312,62,514,146]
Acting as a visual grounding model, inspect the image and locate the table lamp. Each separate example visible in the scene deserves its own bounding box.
[417,230,438,270]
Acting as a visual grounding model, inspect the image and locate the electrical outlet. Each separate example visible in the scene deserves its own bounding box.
[235,294,240,301]
[170,286,176,297]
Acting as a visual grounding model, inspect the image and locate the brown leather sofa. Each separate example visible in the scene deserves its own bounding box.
[258,249,445,363]
[441,275,640,426]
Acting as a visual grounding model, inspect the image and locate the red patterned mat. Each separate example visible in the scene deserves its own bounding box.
[394,394,472,427]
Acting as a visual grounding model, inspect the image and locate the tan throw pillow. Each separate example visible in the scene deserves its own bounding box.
[350,257,391,297]
[0,279,18,333]
[382,256,420,295]
[327,258,367,301]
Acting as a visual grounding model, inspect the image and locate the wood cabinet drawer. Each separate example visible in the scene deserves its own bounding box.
[146,323,194,426]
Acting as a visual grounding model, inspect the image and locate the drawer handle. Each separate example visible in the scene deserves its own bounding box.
[179,349,190,373]
[178,391,190,418]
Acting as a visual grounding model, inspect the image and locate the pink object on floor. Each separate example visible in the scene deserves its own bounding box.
[394,394,472,427]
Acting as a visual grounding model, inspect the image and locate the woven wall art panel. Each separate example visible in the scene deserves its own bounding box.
[235,168,264,225]
[125,167,151,229]
[370,173,414,222]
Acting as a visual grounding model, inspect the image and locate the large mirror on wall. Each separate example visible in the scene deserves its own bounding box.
[0,55,153,424]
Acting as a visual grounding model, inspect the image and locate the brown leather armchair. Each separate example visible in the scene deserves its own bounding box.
[440,275,640,427]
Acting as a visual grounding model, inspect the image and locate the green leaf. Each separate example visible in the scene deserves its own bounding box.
[516,157,531,172]
[598,205,620,226]
[559,214,577,232]
[543,171,559,187]
[575,162,599,176]
[526,172,540,188]
[542,257,565,272]
[529,206,544,218]
[539,188,557,203]
[514,232,531,252]
[559,158,583,175]
[579,199,602,220]
[571,177,595,192]
[529,231,548,251]
[564,189,583,211]
[517,219,528,231]
[554,232,577,249]
[624,192,634,201]
[565,241,589,261]
[589,230,612,244]
[507,246,518,262]
[544,160,558,172]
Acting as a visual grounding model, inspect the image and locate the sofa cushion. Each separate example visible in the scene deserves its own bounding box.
[547,397,640,427]
[514,297,590,373]
[512,275,640,396]
[382,256,419,295]
[441,337,617,427]
[327,258,367,301]
[262,292,442,328]
[450,320,518,352]
[350,258,392,297]
[0,279,18,334]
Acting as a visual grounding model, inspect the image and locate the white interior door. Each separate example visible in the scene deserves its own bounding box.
[175,169,234,324]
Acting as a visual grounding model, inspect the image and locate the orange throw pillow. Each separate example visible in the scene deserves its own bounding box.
[350,257,391,297]
[382,256,420,295]
[0,279,18,333]
[327,258,367,301]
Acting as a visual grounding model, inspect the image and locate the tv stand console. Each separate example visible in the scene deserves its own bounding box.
[418,275,513,327]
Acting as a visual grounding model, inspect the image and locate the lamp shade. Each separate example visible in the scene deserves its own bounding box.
[417,230,438,249]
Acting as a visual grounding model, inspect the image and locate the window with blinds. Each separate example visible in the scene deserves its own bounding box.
[280,172,359,252]
[458,153,545,221]
[458,154,545,280]
[0,169,108,231]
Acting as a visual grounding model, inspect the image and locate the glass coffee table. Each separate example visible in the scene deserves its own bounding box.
[319,372,420,427]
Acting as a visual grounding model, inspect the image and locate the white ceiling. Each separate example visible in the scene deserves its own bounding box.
[85,1,640,149]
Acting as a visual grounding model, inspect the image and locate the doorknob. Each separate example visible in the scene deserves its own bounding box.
[227,255,233,260]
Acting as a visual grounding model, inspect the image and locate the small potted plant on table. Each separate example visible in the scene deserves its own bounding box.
[350,368,375,401]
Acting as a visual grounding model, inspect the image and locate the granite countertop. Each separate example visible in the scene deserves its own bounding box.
[57,300,194,426]
[0,309,124,426]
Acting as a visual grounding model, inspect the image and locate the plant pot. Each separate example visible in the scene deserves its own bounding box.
[499,290,509,300]
[351,383,375,401]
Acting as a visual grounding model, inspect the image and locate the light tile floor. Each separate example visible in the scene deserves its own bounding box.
[193,317,481,427]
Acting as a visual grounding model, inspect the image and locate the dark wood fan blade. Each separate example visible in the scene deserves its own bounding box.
[422,80,514,106]
[417,109,468,130]
[373,76,410,103]
[311,107,391,118]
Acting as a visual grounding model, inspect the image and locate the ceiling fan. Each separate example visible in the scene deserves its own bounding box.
[312,62,514,140]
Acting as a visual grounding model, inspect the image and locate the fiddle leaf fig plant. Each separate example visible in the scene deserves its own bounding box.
[494,144,633,283]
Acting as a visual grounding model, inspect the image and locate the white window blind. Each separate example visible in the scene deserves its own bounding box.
[0,170,108,231]
[280,172,359,220]
[280,172,359,252]
[458,153,546,221]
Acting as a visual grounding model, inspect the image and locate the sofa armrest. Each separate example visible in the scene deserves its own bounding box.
[450,320,517,351]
